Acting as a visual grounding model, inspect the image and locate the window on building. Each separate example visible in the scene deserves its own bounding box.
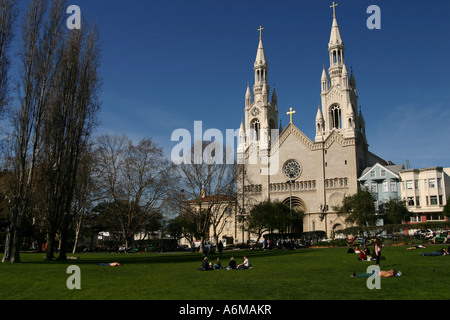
[407,197,415,206]
[427,213,444,221]
[406,180,413,189]
[382,181,388,192]
[389,180,397,192]
[415,196,420,206]
[250,119,260,141]
[330,105,342,129]
[429,178,436,188]
[370,171,375,177]
[370,182,377,193]
[430,196,438,205]
[409,214,422,223]
[380,170,385,176]
[363,182,369,190]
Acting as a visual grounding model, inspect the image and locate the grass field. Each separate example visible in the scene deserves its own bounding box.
[0,244,449,300]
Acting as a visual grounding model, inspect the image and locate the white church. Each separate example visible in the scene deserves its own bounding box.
[236,4,387,239]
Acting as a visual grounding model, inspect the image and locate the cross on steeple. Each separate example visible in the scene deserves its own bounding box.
[287,107,296,124]
[258,25,264,39]
[330,1,338,16]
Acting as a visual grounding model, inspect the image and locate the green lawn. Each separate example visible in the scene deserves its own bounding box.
[0,244,449,300]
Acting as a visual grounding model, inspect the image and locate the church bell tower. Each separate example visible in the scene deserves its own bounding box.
[317,2,366,144]
[239,26,279,156]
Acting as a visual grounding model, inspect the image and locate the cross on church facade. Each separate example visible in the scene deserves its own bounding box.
[287,107,296,124]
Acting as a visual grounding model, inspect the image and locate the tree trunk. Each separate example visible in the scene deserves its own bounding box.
[72,213,83,254]
[45,229,57,261]
[2,226,13,262]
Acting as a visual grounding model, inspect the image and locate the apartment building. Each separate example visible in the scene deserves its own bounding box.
[399,167,450,224]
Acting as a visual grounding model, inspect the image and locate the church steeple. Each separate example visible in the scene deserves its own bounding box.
[317,2,360,141]
[242,25,278,149]
[328,2,346,86]
[253,25,269,100]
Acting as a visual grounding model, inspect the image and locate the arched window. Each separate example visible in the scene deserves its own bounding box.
[250,119,260,141]
[330,105,342,129]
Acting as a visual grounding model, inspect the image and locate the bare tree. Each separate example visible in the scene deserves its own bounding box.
[39,17,101,261]
[71,145,99,254]
[172,140,237,252]
[3,0,101,262]
[3,0,62,263]
[0,0,17,114]
[95,134,172,248]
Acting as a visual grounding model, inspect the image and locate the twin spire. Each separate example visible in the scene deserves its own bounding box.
[255,25,267,69]
[245,3,353,138]
[329,1,343,48]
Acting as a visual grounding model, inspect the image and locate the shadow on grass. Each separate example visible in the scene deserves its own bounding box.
[9,248,309,266]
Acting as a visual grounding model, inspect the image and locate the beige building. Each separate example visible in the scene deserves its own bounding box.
[236,6,387,239]
[181,195,240,247]
[399,167,450,226]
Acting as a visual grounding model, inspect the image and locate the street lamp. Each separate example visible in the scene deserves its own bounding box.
[286,180,296,215]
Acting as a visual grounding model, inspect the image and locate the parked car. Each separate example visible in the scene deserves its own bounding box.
[414,229,435,239]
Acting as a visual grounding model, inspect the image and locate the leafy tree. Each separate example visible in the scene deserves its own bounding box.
[246,200,304,243]
[334,189,378,227]
[444,197,450,218]
[383,198,411,224]
[246,201,273,243]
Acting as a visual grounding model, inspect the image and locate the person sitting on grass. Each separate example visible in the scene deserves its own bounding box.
[237,256,252,270]
[226,257,237,270]
[214,257,223,270]
[201,257,212,270]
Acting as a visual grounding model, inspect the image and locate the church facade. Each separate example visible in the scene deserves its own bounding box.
[236,6,387,239]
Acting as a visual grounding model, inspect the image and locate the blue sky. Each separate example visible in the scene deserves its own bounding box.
[11,0,450,169]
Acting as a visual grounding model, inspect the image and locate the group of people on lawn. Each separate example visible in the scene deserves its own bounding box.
[200,255,252,271]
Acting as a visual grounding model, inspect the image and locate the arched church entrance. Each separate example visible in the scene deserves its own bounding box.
[282,196,307,233]
[332,223,344,239]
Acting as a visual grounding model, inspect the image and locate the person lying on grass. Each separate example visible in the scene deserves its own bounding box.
[352,269,402,278]
[98,262,121,266]
[419,247,449,256]
[406,244,426,250]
